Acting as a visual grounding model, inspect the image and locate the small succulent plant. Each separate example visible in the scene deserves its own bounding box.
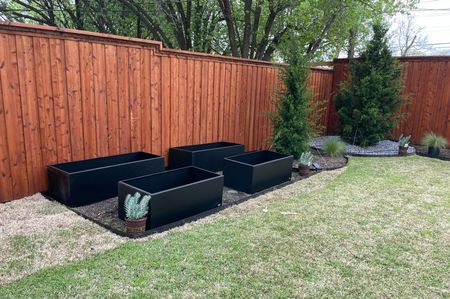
[421,132,448,149]
[299,151,314,167]
[125,192,151,220]
[398,134,411,148]
[323,137,346,157]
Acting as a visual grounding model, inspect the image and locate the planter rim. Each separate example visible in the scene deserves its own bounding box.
[48,151,162,175]
[171,141,243,153]
[224,150,294,167]
[119,166,223,196]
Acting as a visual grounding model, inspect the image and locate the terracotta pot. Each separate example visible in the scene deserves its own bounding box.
[298,164,310,176]
[398,145,408,155]
[126,217,147,233]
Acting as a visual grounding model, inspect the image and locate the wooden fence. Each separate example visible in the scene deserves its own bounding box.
[327,57,450,144]
[0,22,332,202]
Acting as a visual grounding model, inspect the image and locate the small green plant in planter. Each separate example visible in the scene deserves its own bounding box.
[398,134,411,155]
[421,132,448,157]
[125,192,151,233]
[298,151,314,176]
[323,137,346,157]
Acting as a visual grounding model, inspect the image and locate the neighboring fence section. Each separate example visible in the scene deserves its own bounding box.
[328,57,450,144]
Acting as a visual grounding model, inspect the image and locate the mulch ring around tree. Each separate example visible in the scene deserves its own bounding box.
[50,154,348,239]
[414,145,450,161]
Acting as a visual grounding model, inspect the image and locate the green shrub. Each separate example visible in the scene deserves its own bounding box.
[270,41,317,159]
[323,138,346,157]
[125,192,151,220]
[335,23,406,147]
[421,132,448,149]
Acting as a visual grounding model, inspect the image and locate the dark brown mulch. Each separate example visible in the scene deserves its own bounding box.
[414,145,450,161]
[293,148,347,171]
[69,167,337,237]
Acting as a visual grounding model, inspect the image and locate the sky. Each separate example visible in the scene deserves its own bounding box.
[392,0,450,54]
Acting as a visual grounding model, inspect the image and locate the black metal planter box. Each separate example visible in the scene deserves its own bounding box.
[223,150,293,194]
[48,152,165,207]
[168,141,244,171]
[118,167,223,229]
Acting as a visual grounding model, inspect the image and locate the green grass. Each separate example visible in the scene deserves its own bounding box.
[1,156,449,298]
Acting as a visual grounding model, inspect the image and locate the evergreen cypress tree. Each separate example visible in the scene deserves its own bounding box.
[271,45,315,159]
[335,23,406,146]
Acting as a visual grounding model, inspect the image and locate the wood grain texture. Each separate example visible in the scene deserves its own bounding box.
[6,23,447,202]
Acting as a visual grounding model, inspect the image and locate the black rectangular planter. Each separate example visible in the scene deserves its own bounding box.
[118,167,223,229]
[48,152,165,207]
[168,141,244,172]
[223,150,293,194]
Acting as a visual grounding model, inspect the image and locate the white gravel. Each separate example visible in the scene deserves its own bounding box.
[310,136,416,156]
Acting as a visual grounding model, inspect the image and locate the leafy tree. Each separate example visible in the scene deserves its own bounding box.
[335,23,406,147]
[0,0,417,61]
[270,40,315,159]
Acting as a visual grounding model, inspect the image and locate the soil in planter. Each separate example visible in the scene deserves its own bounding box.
[414,145,450,160]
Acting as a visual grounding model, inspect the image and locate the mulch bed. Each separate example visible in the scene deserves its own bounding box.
[414,145,450,161]
[66,149,348,238]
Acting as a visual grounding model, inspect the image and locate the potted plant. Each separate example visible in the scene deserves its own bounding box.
[421,132,448,157]
[298,151,314,176]
[124,192,151,233]
[398,134,411,155]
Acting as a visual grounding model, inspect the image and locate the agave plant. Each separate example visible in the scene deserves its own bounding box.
[125,192,151,220]
[299,151,314,166]
[421,132,448,149]
[398,134,411,148]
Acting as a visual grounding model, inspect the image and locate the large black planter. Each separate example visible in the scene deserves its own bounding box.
[118,166,223,229]
[223,150,293,194]
[48,152,165,207]
[168,141,244,172]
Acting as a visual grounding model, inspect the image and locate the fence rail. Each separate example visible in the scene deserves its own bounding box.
[1,22,448,203]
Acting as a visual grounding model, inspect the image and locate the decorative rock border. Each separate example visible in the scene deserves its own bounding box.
[310,136,416,157]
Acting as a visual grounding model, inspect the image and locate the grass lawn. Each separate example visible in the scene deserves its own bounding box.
[1,156,449,298]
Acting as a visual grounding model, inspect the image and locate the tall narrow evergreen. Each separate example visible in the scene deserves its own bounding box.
[271,45,315,159]
[336,24,406,146]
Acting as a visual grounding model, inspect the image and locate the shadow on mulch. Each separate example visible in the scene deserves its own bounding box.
[43,149,348,239]
[414,145,450,161]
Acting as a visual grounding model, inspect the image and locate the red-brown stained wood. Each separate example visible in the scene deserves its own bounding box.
[105,44,120,155]
[15,35,44,192]
[0,64,13,201]
[161,56,171,157]
[207,61,214,142]
[141,49,152,153]
[178,57,187,146]
[3,22,449,202]
[64,40,84,162]
[79,41,97,158]
[150,53,162,155]
[170,56,179,148]
[92,43,109,156]
[117,46,131,154]
[200,61,208,143]
[186,59,194,145]
[33,37,57,189]
[193,60,202,144]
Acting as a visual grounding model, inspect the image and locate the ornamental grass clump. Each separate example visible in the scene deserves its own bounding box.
[421,132,448,157]
[323,138,346,157]
[398,134,411,155]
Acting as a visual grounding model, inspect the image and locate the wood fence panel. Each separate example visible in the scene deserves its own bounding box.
[330,57,450,143]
